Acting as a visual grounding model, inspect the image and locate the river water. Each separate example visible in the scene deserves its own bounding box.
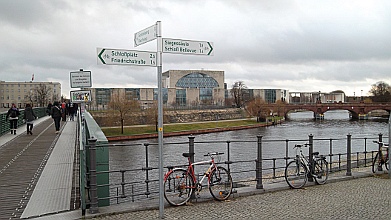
[107,110,389,202]
[109,110,389,172]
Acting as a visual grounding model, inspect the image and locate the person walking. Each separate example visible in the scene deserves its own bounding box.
[23,104,37,135]
[68,102,76,121]
[6,103,20,135]
[51,101,62,134]
[47,102,53,116]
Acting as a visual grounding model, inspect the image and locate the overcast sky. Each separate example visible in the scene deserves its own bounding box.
[1,0,390,97]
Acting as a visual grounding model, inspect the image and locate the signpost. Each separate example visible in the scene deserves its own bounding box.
[95,21,212,218]
[97,48,156,66]
[162,38,214,55]
[134,24,157,47]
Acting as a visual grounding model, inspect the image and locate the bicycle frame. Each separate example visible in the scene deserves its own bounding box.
[185,156,218,190]
[295,146,311,171]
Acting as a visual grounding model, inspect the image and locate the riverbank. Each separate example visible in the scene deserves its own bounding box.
[104,118,284,142]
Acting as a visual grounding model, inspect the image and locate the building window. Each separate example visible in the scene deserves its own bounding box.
[176,72,219,88]
[176,89,186,106]
[125,88,140,100]
[199,88,213,101]
[96,88,111,105]
[265,89,276,103]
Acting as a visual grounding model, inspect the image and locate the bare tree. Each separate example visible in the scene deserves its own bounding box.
[245,98,271,122]
[369,81,391,102]
[108,92,140,134]
[36,84,52,107]
[144,102,158,131]
[24,84,52,107]
[231,81,248,108]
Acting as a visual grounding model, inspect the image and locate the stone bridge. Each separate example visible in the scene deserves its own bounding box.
[280,102,391,119]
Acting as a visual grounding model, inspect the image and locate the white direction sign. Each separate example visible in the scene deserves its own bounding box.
[97,48,157,66]
[162,38,214,56]
[134,24,157,47]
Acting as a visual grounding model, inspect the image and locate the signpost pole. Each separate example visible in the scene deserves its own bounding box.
[156,21,164,219]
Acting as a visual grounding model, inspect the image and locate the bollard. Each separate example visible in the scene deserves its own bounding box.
[256,135,263,189]
[88,138,99,214]
[308,134,314,182]
[346,134,352,176]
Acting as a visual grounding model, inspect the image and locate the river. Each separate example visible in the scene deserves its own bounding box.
[109,110,389,172]
[107,110,389,203]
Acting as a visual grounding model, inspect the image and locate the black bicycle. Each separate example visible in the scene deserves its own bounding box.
[285,144,329,189]
[372,141,389,173]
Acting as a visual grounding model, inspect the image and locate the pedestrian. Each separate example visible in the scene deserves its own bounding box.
[51,101,62,134]
[23,103,37,135]
[61,101,67,121]
[6,103,20,135]
[68,102,76,121]
[47,102,53,116]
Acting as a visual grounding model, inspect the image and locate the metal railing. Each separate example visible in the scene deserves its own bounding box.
[0,107,48,136]
[83,132,386,213]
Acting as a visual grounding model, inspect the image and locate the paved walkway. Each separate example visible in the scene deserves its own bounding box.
[0,117,77,220]
[91,173,391,220]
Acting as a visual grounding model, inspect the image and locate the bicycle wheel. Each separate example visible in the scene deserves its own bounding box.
[164,168,194,206]
[285,160,308,189]
[209,166,233,201]
[372,153,382,173]
[386,156,389,171]
[313,158,328,185]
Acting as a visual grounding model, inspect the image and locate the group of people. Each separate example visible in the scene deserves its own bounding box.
[6,103,37,135]
[6,100,78,135]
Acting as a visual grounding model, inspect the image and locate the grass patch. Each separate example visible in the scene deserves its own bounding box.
[102,119,264,136]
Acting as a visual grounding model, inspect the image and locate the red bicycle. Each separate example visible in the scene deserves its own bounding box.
[163,152,233,206]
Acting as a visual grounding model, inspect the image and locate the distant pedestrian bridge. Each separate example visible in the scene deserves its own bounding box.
[283,102,391,119]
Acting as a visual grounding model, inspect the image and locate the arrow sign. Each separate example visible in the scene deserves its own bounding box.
[134,24,157,47]
[162,38,214,56]
[97,48,157,66]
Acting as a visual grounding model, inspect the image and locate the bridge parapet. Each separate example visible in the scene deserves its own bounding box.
[283,103,391,119]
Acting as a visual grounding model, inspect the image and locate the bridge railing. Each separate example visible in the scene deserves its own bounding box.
[83,133,383,211]
[0,107,48,136]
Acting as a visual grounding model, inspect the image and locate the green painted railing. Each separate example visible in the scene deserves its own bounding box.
[0,107,47,136]
[79,110,110,215]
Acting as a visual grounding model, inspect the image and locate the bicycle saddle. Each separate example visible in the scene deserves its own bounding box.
[183,152,195,158]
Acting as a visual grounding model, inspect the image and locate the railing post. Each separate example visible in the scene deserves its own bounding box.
[188,136,195,199]
[329,138,333,173]
[308,134,314,182]
[377,133,383,172]
[256,135,263,189]
[143,143,151,197]
[188,136,195,164]
[346,134,352,176]
[88,138,99,214]
[226,141,232,173]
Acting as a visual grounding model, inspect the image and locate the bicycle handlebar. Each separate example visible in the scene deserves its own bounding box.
[294,143,310,148]
[204,152,224,157]
[373,141,389,147]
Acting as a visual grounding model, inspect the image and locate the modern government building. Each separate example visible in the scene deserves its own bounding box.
[1,69,347,109]
[88,69,289,109]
